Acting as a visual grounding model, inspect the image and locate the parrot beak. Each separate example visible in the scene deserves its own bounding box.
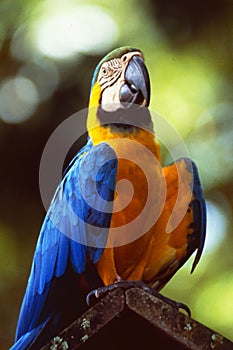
[120,55,150,107]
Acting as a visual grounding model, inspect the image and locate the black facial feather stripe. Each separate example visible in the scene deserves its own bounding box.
[101,70,122,91]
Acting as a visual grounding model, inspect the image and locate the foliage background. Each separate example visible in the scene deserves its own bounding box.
[0,0,232,348]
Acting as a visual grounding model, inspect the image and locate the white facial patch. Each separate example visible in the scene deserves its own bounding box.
[101,76,125,111]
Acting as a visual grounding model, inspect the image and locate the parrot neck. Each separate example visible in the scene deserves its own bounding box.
[88,123,161,161]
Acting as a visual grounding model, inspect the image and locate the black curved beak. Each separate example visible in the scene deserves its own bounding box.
[120,55,150,107]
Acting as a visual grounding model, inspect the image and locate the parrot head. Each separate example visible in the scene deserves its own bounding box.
[87,47,152,140]
[90,47,150,109]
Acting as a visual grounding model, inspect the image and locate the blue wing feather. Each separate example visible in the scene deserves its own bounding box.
[13,141,118,348]
[190,160,206,272]
[11,322,48,350]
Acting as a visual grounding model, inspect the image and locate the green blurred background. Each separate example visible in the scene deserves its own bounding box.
[0,0,232,348]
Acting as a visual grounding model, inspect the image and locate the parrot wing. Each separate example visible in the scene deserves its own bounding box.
[176,158,206,272]
[15,140,118,342]
[167,157,206,276]
[147,157,206,289]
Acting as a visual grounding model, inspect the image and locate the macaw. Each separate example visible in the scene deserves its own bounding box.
[11,47,206,349]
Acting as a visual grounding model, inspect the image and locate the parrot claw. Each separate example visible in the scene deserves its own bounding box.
[86,280,191,316]
[86,282,124,306]
[86,289,99,306]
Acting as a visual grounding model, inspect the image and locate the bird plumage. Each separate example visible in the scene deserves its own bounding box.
[11,47,206,349]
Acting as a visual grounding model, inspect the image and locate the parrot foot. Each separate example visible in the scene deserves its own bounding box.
[86,280,191,317]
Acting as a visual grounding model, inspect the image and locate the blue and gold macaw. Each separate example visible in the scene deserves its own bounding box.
[11,47,206,349]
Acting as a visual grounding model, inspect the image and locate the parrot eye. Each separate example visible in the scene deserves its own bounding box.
[101,65,110,78]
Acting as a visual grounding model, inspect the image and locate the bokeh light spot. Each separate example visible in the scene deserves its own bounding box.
[188,102,233,189]
[204,200,228,254]
[0,77,39,124]
[34,5,118,59]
